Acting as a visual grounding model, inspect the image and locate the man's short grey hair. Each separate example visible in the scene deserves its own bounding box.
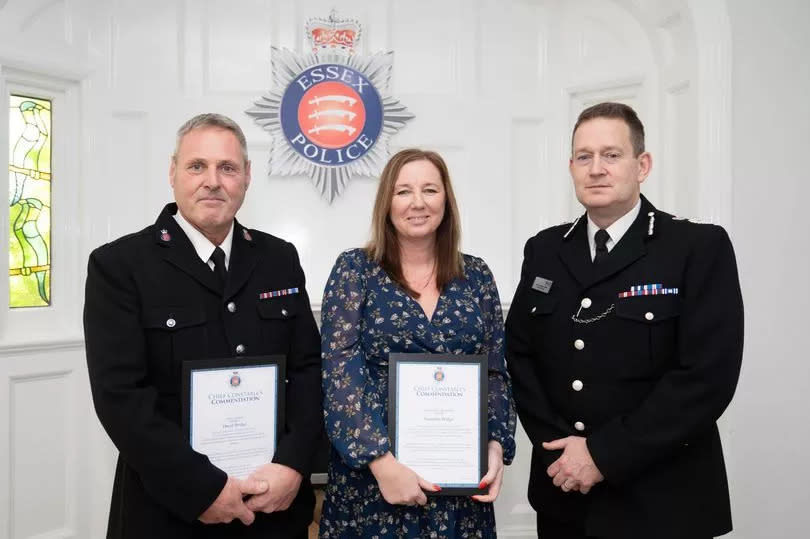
[173,113,249,164]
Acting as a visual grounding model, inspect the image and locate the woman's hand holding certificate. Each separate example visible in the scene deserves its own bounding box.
[470,440,505,503]
[369,452,439,506]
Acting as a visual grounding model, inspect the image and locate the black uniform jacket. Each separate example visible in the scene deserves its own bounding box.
[84,203,323,539]
[506,196,744,539]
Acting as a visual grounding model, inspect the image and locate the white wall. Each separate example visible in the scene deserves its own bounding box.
[724,1,810,537]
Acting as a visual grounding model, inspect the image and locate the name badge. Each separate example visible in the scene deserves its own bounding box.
[532,276,553,294]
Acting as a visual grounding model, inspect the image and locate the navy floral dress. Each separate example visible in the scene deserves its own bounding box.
[320,249,516,538]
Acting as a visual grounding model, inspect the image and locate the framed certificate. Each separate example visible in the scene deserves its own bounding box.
[388,353,488,496]
[182,356,285,479]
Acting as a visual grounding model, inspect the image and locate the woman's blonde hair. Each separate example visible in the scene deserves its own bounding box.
[366,148,463,298]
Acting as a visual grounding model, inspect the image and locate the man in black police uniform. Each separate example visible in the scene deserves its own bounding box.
[84,113,322,538]
[506,102,743,539]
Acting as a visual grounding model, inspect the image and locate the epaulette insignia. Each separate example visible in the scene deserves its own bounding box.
[563,216,581,239]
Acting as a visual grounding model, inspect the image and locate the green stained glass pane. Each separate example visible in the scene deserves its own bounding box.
[9,94,51,308]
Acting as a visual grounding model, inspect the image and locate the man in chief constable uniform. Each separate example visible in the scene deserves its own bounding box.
[506,102,744,539]
[84,113,322,538]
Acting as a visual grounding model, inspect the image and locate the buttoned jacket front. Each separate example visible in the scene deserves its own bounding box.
[506,195,744,538]
[84,203,323,539]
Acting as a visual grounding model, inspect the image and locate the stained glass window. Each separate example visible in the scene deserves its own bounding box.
[8,94,51,307]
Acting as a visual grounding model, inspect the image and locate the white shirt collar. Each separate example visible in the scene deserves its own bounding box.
[586,198,642,261]
[172,210,233,270]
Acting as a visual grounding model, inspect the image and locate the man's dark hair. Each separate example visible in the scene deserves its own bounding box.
[572,102,645,156]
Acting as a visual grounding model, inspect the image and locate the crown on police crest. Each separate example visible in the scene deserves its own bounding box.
[305,9,362,54]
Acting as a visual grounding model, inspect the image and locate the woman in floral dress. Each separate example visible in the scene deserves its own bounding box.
[319,149,516,537]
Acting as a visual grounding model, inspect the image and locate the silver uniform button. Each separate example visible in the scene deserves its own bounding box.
[235,344,245,354]
[574,339,585,350]
[574,421,585,431]
[645,311,654,321]
[227,302,236,313]
[572,379,584,391]
[166,318,176,328]
[580,298,592,309]
[531,306,537,314]
[281,308,288,317]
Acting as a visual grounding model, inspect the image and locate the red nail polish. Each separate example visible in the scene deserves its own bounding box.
[478,480,488,489]
[434,485,442,492]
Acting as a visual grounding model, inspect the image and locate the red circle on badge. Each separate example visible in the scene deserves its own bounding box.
[298,81,366,149]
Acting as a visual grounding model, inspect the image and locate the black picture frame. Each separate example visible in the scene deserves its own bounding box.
[388,353,488,496]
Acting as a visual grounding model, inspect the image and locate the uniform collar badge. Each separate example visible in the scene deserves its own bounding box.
[242,229,253,242]
[160,229,171,242]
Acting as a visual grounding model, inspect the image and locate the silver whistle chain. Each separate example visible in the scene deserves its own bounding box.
[572,303,615,324]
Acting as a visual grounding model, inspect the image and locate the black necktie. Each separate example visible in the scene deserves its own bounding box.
[210,246,227,287]
[593,229,610,265]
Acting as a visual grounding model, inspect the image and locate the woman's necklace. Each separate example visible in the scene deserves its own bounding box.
[407,261,436,291]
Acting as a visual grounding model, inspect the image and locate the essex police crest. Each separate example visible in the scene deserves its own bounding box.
[246,10,414,203]
[433,367,445,383]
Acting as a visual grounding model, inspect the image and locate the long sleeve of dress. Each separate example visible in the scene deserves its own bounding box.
[468,256,517,464]
[321,250,390,469]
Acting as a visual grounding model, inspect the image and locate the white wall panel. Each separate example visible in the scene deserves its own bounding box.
[726,2,810,536]
[9,371,73,538]
[269,0,300,50]
[0,345,90,539]
[662,82,696,218]
[358,1,392,53]
[107,112,149,239]
[390,0,462,96]
[111,0,182,97]
[203,0,273,95]
[509,118,545,299]
[480,0,544,100]
[464,136,514,296]
[657,9,696,69]
[496,423,535,537]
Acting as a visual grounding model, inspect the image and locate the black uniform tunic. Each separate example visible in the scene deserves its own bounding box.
[506,196,744,539]
[84,203,323,538]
